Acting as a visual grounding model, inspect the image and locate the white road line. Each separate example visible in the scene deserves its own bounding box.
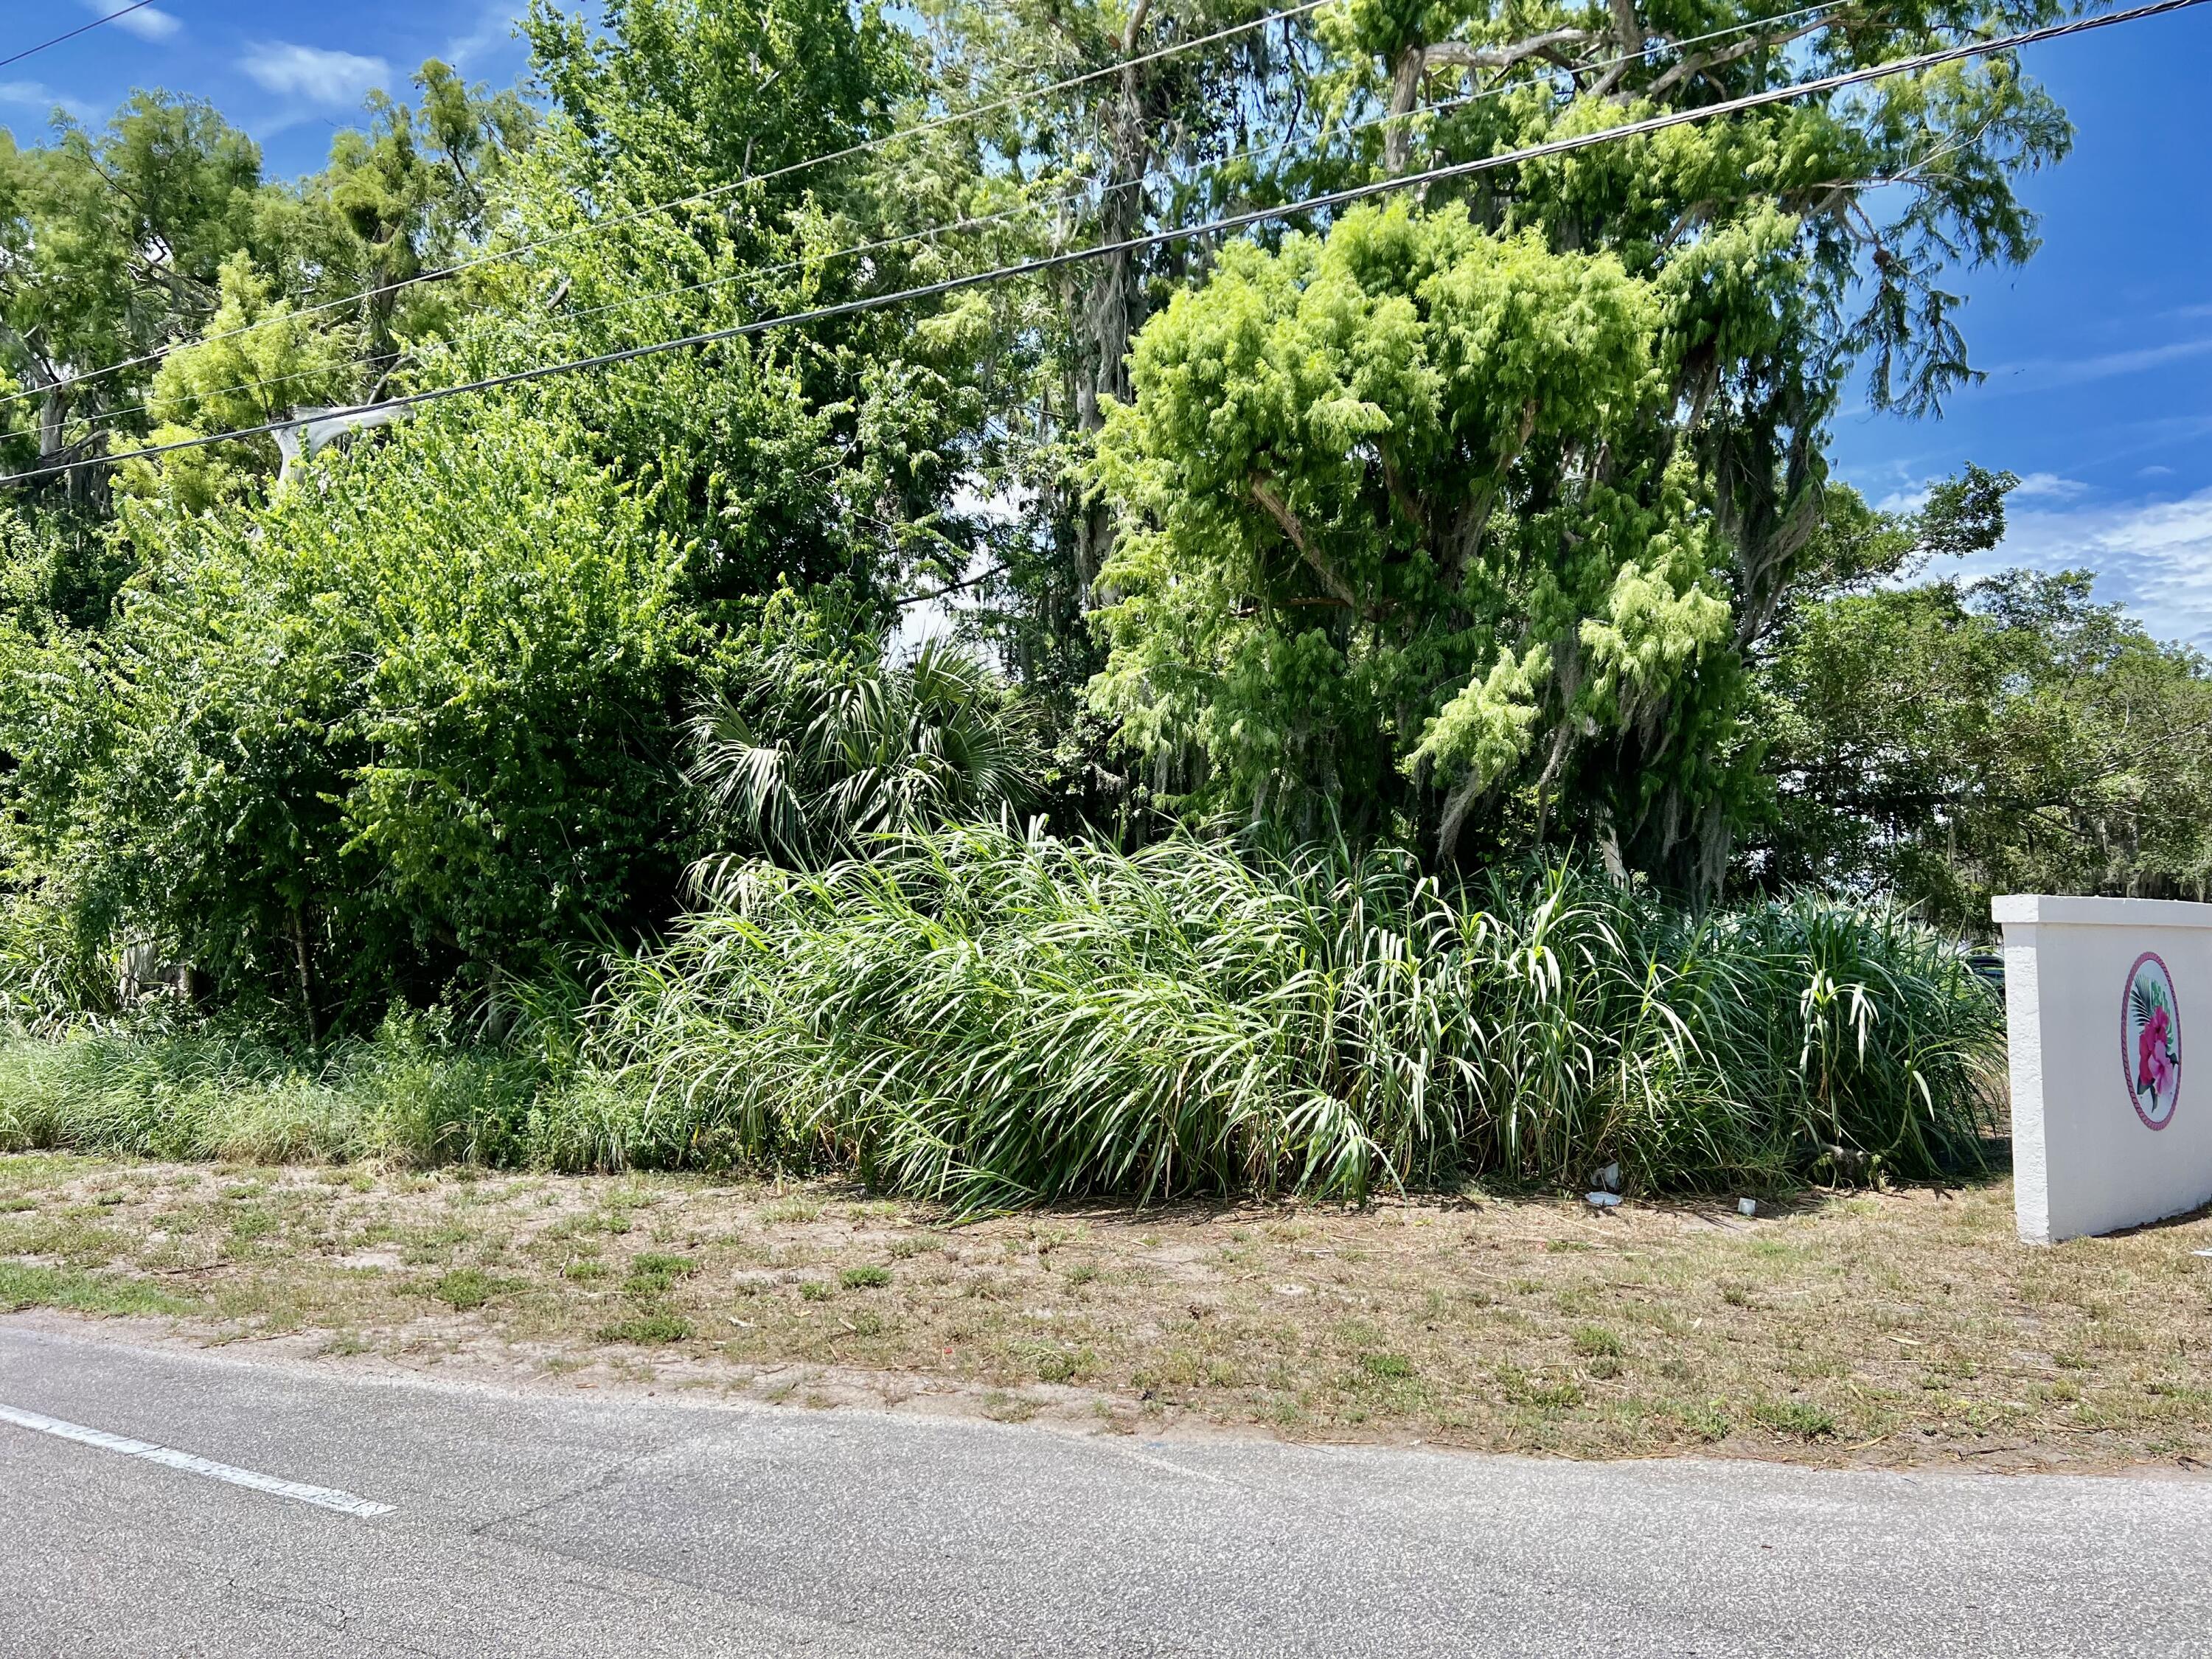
[0,1403,395,1518]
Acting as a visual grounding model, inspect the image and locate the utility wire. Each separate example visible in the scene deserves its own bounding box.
[11,0,2201,489]
[0,1,161,72]
[58,0,1847,446]
[0,0,1336,418]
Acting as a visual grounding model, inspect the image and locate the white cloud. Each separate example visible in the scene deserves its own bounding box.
[0,80,95,122]
[1979,335,2212,399]
[240,42,390,109]
[84,1,180,42]
[2008,472,2088,503]
[442,1,520,69]
[1968,489,2212,651]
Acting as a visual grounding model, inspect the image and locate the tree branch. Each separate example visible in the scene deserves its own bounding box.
[1251,471,1359,608]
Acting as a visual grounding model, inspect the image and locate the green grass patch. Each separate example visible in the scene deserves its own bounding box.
[1751,1399,1838,1439]
[428,1267,513,1311]
[0,1261,191,1317]
[1572,1325,1626,1359]
[597,1310,692,1345]
[839,1265,891,1290]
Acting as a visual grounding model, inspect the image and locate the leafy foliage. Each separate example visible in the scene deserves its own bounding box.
[1093,201,1734,866]
[591,826,2001,1208]
[0,408,706,1026]
[1759,566,2212,928]
[689,634,1042,867]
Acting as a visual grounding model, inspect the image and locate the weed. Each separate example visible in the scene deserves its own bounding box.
[1751,1399,1837,1439]
[430,1268,506,1311]
[798,1280,831,1301]
[598,1310,692,1345]
[758,1198,823,1225]
[1499,1366,1585,1411]
[1572,1325,1626,1359]
[840,1265,891,1290]
[1357,1352,1415,1380]
[0,1262,189,1317]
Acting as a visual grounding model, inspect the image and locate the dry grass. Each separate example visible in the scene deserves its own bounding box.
[2,1150,2208,1470]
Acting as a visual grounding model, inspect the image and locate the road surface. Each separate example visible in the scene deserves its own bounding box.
[1,1321,2205,1656]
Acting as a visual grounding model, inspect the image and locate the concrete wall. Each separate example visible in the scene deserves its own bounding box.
[1996,894,2212,1243]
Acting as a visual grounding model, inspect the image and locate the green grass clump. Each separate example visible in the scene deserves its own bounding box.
[0,1261,191,1317]
[596,1310,691,1345]
[625,1253,698,1295]
[430,1268,504,1310]
[0,830,2003,1215]
[591,827,2003,1210]
[1752,1399,1839,1439]
[839,1265,891,1290]
[1573,1326,1627,1359]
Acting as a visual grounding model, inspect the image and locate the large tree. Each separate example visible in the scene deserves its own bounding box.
[1078,0,2071,883]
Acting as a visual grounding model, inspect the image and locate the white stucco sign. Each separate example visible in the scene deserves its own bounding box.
[1995,894,2212,1243]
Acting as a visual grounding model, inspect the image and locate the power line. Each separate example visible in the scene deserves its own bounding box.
[64,1,1849,449]
[0,0,1336,420]
[11,0,2200,490]
[57,1,1848,448]
[0,1,161,72]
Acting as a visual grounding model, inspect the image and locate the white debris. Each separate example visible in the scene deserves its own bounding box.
[1585,1191,1622,1208]
[1598,1162,1621,1192]
[1738,1197,1759,1217]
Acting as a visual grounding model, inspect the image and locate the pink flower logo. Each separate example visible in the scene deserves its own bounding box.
[2123,953,2181,1130]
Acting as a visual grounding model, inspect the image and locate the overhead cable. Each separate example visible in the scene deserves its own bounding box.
[0,1,162,72]
[60,0,1848,448]
[10,0,2201,488]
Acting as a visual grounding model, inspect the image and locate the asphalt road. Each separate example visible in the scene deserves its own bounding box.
[1,1324,2206,1658]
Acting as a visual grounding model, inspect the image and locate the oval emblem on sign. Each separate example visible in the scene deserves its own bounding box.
[2123,951,2181,1130]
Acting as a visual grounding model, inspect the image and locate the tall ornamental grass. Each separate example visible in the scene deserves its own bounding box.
[589,826,2003,1208]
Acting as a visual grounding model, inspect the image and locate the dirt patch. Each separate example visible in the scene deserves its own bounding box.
[3,1152,2208,1470]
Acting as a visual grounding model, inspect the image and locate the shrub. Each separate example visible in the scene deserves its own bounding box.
[1,828,2004,1214]
[0,409,707,1026]
[590,825,2003,1209]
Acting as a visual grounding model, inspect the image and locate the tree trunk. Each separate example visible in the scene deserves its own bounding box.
[1064,1,1158,601]
[290,905,321,1058]
[1383,45,1426,176]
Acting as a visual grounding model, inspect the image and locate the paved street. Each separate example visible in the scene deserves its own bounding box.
[1,1321,2205,1657]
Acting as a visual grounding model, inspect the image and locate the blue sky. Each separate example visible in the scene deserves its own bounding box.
[1830,7,2212,651]
[6,3,2211,646]
[0,2,530,173]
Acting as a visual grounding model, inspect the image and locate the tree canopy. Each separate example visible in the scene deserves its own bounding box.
[0,0,2189,1031]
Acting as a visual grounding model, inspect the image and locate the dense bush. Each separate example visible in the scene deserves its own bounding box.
[0,409,712,1026]
[0,830,2003,1208]
[588,827,2003,1208]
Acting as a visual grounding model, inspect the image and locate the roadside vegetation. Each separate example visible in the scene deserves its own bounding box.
[0,838,2000,1207]
[0,0,2203,1449]
[4,1152,2207,1470]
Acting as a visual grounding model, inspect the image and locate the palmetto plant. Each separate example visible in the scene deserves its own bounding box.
[685,639,1043,871]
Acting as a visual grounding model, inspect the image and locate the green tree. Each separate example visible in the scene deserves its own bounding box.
[1077,0,2071,883]
[0,408,708,1034]
[1093,201,1732,862]
[1758,566,2212,929]
[0,95,265,497]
